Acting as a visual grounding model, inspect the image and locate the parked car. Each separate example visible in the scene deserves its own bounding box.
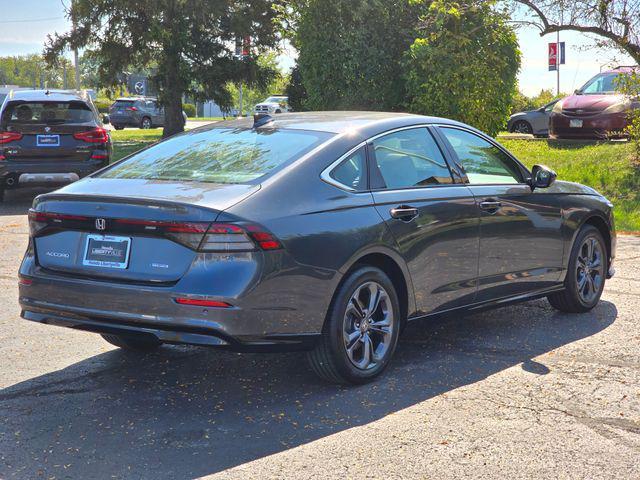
[0,89,111,202]
[108,97,188,130]
[19,112,615,384]
[254,95,289,114]
[507,99,559,137]
[550,66,638,139]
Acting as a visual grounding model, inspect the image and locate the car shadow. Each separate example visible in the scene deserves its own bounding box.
[0,299,617,479]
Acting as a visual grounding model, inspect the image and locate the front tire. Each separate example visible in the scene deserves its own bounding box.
[548,225,607,313]
[101,334,162,352]
[307,266,401,384]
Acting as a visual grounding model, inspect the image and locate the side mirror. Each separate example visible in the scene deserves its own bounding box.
[574,89,582,95]
[102,115,110,125]
[529,164,557,190]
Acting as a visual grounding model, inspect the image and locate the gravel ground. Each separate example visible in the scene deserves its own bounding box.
[0,189,638,480]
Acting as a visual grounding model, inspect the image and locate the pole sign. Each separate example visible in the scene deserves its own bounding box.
[549,42,565,71]
[548,43,557,71]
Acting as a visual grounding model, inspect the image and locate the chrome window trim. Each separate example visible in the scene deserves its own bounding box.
[320,141,368,192]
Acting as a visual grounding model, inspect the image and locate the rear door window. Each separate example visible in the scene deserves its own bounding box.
[99,127,333,184]
[1,101,95,126]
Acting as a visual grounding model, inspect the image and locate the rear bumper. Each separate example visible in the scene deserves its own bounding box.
[109,116,140,127]
[21,308,319,352]
[18,247,333,351]
[0,159,106,187]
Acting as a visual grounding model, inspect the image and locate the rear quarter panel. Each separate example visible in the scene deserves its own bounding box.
[219,136,416,333]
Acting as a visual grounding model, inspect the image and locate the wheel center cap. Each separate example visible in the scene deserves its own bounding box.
[360,319,370,333]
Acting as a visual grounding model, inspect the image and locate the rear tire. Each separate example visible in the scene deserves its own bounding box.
[140,117,152,129]
[307,266,401,384]
[113,126,125,130]
[101,334,162,352]
[548,225,607,313]
[511,120,533,134]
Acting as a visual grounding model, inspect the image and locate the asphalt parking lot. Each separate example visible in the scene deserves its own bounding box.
[1,188,639,479]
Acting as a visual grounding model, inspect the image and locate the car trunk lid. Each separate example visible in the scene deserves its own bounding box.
[31,179,260,283]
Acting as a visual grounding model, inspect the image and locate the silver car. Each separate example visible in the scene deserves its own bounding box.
[507,99,560,137]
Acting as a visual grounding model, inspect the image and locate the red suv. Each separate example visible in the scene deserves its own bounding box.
[550,66,638,139]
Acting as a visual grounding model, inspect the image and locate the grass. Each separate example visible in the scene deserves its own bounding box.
[110,131,640,232]
[500,139,640,232]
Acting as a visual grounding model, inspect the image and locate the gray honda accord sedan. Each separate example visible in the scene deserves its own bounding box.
[18,112,616,384]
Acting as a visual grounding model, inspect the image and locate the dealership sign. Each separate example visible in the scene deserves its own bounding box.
[548,42,566,71]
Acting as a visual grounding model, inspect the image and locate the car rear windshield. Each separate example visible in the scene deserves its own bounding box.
[1,101,94,126]
[112,100,135,108]
[99,127,333,184]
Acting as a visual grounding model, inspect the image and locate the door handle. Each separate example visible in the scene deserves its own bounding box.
[479,200,502,212]
[390,205,419,221]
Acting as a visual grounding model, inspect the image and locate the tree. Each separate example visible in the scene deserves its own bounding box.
[516,0,640,64]
[293,0,417,111]
[404,1,521,136]
[227,52,289,116]
[286,65,307,111]
[0,54,73,89]
[45,0,285,137]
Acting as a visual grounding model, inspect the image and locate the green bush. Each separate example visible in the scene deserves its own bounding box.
[404,2,520,137]
[295,0,416,111]
[183,103,196,117]
[616,71,640,160]
[94,98,113,113]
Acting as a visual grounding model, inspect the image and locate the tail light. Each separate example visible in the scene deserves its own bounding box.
[0,132,23,144]
[113,219,282,252]
[28,210,89,236]
[27,211,282,252]
[73,128,109,144]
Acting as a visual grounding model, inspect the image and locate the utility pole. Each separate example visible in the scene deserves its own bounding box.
[556,29,560,96]
[239,84,243,117]
[556,9,563,97]
[71,0,80,90]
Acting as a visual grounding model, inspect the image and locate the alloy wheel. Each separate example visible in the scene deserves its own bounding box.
[514,121,532,134]
[343,281,394,370]
[576,236,604,304]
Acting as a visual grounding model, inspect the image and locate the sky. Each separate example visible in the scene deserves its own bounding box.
[0,0,635,97]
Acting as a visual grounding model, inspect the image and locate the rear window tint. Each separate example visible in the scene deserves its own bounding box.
[1,101,94,126]
[99,127,333,184]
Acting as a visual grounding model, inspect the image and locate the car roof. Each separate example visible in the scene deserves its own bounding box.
[208,111,467,134]
[4,89,92,103]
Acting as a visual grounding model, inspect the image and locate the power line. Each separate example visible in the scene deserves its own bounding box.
[0,16,65,24]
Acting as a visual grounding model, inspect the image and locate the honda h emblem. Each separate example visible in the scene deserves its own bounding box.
[95,218,106,231]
